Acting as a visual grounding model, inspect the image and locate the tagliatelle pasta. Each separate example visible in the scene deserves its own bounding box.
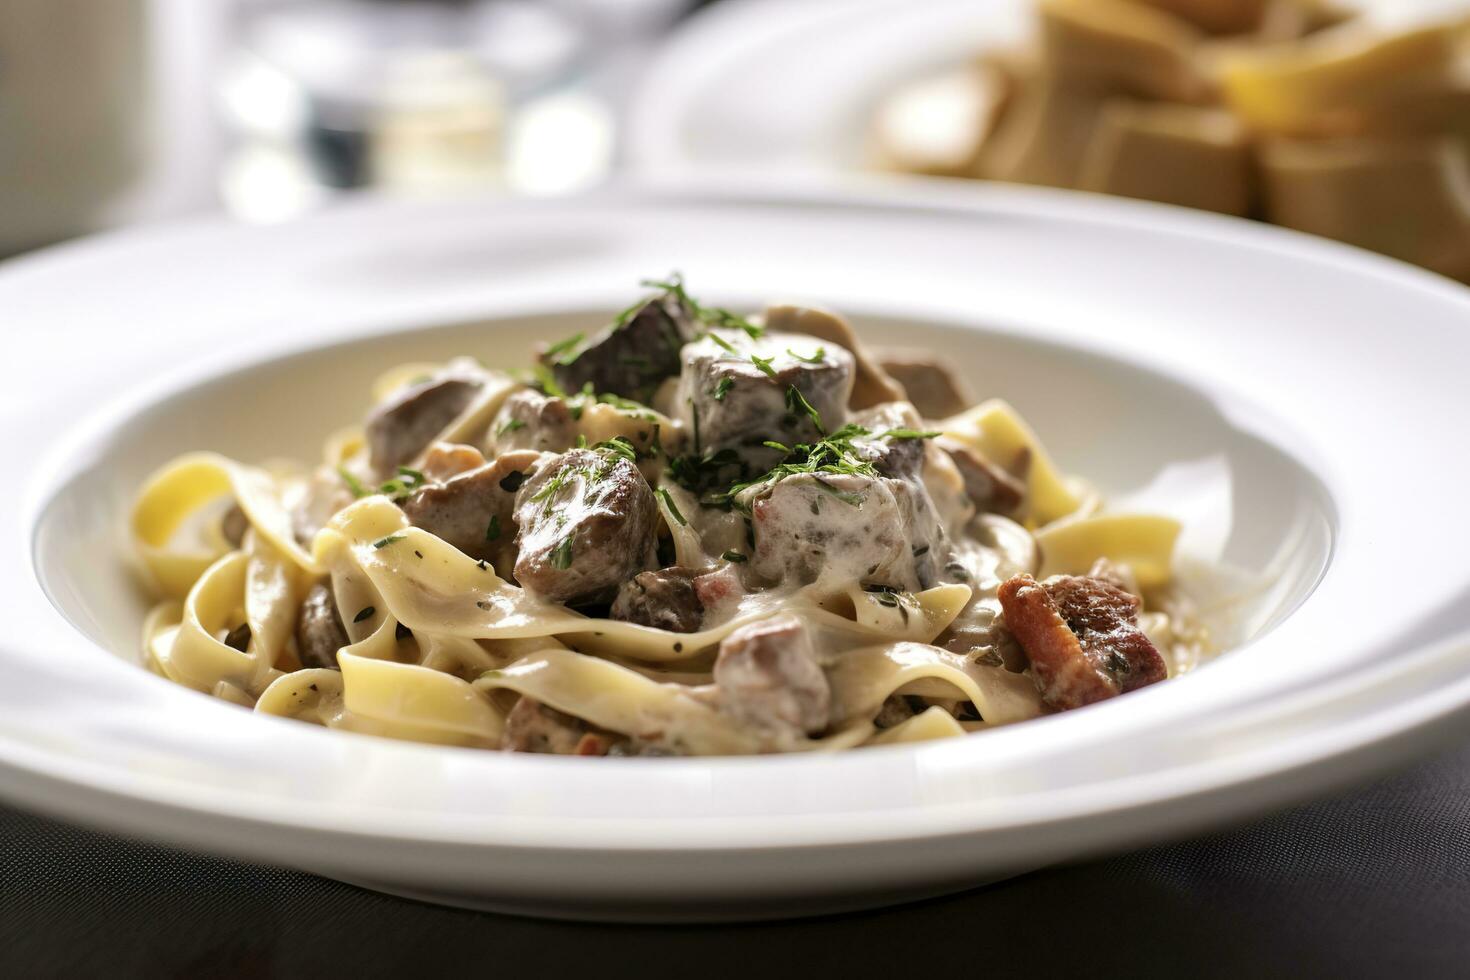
[132,278,1209,756]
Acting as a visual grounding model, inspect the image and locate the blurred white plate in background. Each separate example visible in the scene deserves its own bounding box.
[626,0,1470,178]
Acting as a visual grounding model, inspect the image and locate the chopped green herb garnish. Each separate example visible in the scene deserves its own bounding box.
[531,362,567,398]
[353,605,376,623]
[497,418,527,437]
[641,273,764,339]
[707,332,739,354]
[485,514,501,542]
[762,440,791,452]
[750,354,778,379]
[721,550,748,563]
[712,376,734,401]
[784,385,825,433]
[372,535,404,550]
[551,536,574,569]
[337,466,369,499]
[593,436,638,463]
[544,333,585,366]
[883,428,941,440]
[787,346,826,364]
[655,487,688,526]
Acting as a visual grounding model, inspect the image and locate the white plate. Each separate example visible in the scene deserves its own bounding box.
[5,184,1470,922]
[626,0,1466,179]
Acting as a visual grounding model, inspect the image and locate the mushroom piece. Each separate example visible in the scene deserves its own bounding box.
[874,350,974,420]
[365,373,484,479]
[296,582,349,670]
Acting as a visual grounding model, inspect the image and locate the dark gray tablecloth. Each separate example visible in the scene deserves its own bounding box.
[4,740,1469,980]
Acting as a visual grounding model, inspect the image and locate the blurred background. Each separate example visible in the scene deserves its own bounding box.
[4,0,1470,277]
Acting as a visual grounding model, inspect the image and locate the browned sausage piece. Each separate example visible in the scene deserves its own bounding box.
[512,448,658,606]
[714,615,830,737]
[399,450,542,567]
[610,567,705,633]
[366,375,484,478]
[874,350,973,419]
[296,582,349,670]
[543,291,697,401]
[997,572,1166,712]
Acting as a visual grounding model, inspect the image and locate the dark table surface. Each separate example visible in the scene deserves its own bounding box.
[3,738,1469,980]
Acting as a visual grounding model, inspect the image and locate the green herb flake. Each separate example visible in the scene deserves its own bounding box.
[883,427,941,441]
[707,332,739,354]
[721,550,748,563]
[655,487,688,526]
[551,536,574,569]
[337,466,370,499]
[787,346,826,364]
[485,514,501,542]
[372,535,405,550]
[750,354,778,380]
[593,436,638,463]
[784,385,825,433]
[497,418,527,438]
[544,332,585,366]
[711,376,734,401]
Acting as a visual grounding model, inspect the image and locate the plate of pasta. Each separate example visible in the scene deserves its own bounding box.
[7,184,1470,920]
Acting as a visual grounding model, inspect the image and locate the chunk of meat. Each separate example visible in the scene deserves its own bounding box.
[714,616,830,737]
[742,472,943,595]
[399,450,542,567]
[762,304,904,410]
[997,572,1166,711]
[936,436,1026,514]
[610,567,705,633]
[676,329,854,469]
[850,401,929,478]
[366,374,484,478]
[512,448,659,606]
[874,350,972,419]
[542,291,697,401]
[419,442,487,482]
[296,582,349,670]
[501,697,613,756]
[489,388,579,454]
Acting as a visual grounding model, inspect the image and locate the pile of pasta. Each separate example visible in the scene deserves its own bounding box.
[872,0,1470,281]
[131,363,1192,755]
